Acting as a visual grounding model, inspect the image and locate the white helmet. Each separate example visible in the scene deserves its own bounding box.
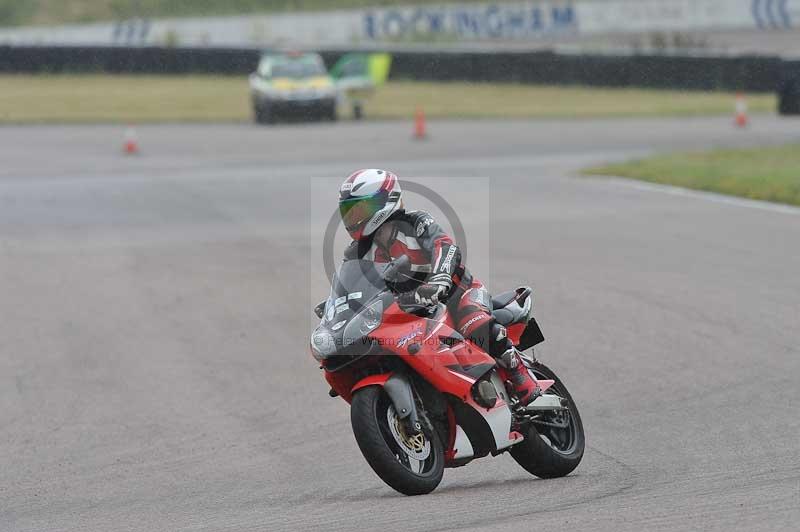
[338,169,402,240]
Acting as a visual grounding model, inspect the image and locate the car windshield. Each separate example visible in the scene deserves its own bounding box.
[272,60,326,79]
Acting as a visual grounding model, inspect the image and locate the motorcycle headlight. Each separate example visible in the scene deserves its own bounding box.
[343,299,383,345]
[310,327,336,362]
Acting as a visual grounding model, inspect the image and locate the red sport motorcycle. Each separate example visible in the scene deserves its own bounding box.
[310,256,584,495]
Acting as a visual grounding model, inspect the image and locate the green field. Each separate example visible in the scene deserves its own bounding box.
[0,75,777,124]
[1,1,496,26]
[585,145,800,206]
[372,83,776,119]
[0,75,249,123]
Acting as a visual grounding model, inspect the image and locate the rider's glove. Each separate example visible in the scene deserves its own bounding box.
[414,282,448,306]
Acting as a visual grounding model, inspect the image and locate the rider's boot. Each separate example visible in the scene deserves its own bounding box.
[498,347,537,406]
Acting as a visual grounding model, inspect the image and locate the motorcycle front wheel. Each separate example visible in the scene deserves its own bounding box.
[509,361,585,478]
[351,385,444,495]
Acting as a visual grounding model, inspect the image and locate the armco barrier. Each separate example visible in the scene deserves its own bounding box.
[0,45,260,74]
[369,51,784,92]
[778,59,800,115]
[0,45,791,92]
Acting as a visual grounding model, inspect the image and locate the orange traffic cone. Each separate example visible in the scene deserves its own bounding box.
[413,107,427,140]
[123,125,140,154]
[735,93,748,127]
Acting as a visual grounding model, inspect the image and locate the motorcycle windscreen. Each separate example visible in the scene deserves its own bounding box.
[322,260,387,325]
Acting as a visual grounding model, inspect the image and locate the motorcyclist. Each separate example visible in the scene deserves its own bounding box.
[338,168,537,405]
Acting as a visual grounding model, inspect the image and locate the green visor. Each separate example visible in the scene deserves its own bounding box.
[339,195,385,234]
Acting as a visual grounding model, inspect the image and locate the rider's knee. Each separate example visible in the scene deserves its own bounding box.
[488,322,511,357]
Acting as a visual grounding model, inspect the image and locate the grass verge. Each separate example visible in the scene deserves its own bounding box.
[369,82,776,119]
[0,75,250,123]
[0,75,777,124]
[584,145,800,206]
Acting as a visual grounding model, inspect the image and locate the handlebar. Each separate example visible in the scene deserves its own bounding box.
[384,255,438,315]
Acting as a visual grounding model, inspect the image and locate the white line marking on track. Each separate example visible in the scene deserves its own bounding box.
[602,177,800,216]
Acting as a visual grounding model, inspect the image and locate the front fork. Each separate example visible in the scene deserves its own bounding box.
[352,372,422,435]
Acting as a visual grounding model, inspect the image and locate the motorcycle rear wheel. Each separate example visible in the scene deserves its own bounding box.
[351,385,444,495]
[509,362,585,478]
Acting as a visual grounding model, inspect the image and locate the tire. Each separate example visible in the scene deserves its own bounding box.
[326,103,338,122]
[351,385,443,495]
[509,362,585,478]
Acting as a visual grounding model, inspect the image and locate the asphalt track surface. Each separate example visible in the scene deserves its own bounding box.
[1,117,799,532]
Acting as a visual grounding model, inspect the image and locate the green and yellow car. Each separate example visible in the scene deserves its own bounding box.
[249,52,338,124]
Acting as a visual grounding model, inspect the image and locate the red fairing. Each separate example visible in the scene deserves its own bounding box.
[324,370,359,403]
[322,298,498,406]
[352,373,392,393]
[507,322,526,345]
[379,300,495,402]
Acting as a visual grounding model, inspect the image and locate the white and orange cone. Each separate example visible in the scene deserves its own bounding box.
[123,125,140,155]
[735,93,748,128]
[413,107,427,140]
